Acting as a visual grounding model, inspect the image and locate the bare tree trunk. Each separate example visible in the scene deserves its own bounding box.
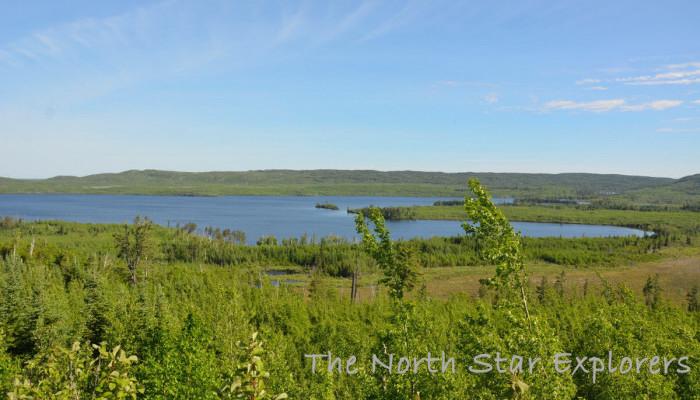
[129,262,138,285]
[351,268,358,303]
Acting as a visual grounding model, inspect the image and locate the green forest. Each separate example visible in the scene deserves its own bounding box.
[0,179,699,399]
[2,169,698,202]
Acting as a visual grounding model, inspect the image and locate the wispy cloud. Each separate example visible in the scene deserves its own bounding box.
[0,1,169,66]
[483,93,499,104]
[657,127,700,133]
[0,49,19,67]
[588,86,608,91]
[433,80,496,88]
[665,61,700,69]
[620,100,683,111]
[317,1,377,44]
[575,61,700,88]
[0,0,258,116]
[0,1,392,72]
[616,63,700,86]
[544,99,625,112]
[616,70,700,85]
[274,7,307,44]
[544,99,683,113]
[575,78,601,85]
[361,1,426,41]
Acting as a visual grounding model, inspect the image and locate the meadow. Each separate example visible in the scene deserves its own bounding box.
[362,204,700,234]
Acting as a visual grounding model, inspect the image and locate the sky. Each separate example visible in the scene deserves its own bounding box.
[1,0,699,179]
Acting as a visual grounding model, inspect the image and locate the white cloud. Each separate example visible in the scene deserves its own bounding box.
[693,100,700,105]
[361,1,425,41]
[544,99,682,113]
[625,78,700,86]
[433,80,495,88]
[664,61,700,69]
[483,93,499,104]
[274,9,307,44]
[617,67,700,86]
[575,78,601,85]
[544,99,625,112]
[656,127,700,133]
[316,1,376,44]
[620,100,683,112]
[435,80,460,87]
[578,61,700,88]
[0,49,19,67]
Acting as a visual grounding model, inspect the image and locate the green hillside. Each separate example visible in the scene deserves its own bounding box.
[0,169,680,198]
[619,174,700,205]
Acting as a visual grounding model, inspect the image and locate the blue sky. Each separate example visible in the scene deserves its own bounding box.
[1,1,699,179]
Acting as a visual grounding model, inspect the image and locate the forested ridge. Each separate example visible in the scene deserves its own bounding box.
[1,169,691,199]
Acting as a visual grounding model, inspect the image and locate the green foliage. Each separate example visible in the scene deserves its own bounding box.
[551,290,700,399]
[355,207,418,300]
[554,271,566,298]
[462,179,527,297]
[643,274,662,309]
[114,217,153,284]
[400,203,700,235]
[256,236,278,246]
[460,179,577,398]
[356,209,456,399]
[0,180,698,398]
[138,313,222,399]
[535,277,550,304]
[221,332,287,400]
[203,227,246,245]
[8,341,142,399]
[0,240,697,398]
[0,169,681,199]
[349,206,417,221]
[687,286,698,312]
[0,329,19,395]
[0,215,687,281]
[315,203,339,211]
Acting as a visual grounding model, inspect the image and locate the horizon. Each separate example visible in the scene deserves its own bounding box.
[1,167,694,181]
[2,1,700,179]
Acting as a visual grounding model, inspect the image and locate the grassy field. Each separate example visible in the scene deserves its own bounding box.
[310,250,700,305]
[402,204,700,234]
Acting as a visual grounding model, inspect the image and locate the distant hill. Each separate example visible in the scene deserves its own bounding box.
[620,173,700,204]
[0,169,683,198]
[674,174,700,194]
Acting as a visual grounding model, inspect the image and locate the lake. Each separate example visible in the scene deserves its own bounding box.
[0,194,649,243]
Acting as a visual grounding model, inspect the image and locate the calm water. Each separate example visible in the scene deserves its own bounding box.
[0,194,648,243]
